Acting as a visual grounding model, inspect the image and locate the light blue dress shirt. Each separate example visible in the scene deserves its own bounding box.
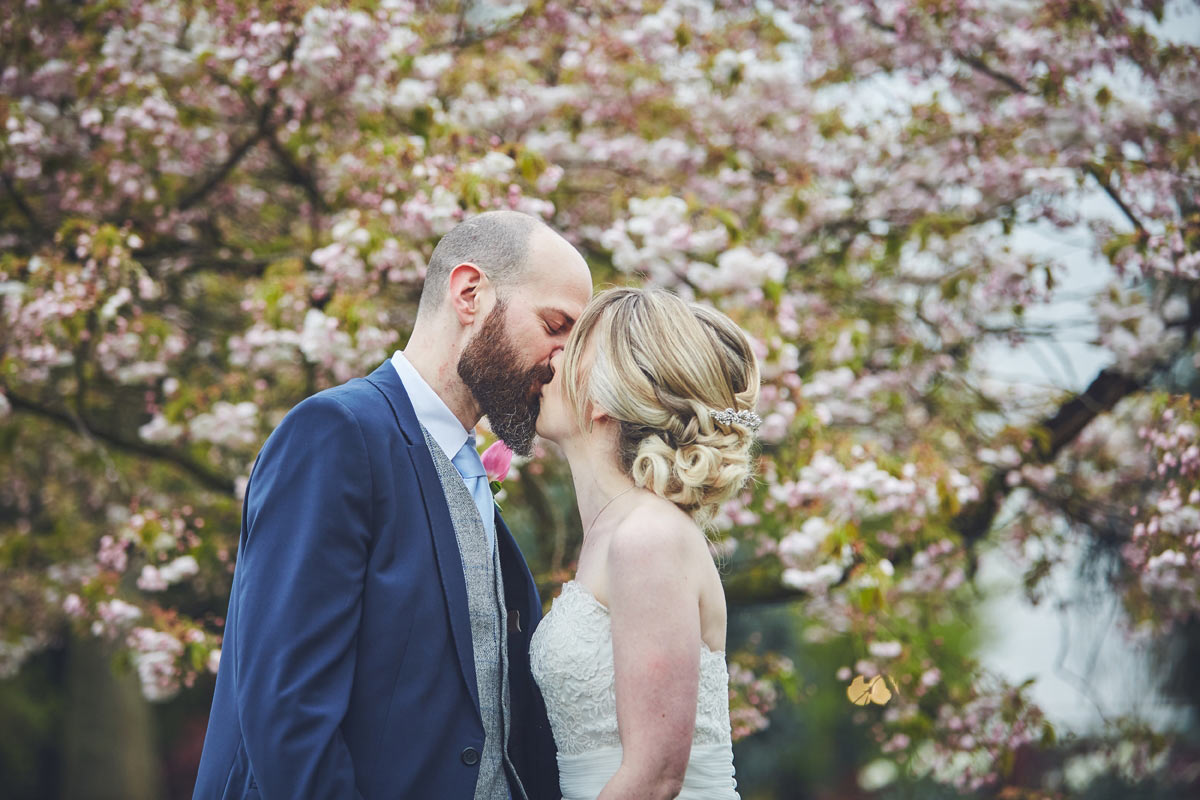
[390,351,496,551]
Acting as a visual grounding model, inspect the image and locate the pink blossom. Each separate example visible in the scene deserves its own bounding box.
[127,627,184,701]
[97,535,129,573]
[868,640,903,659]
[137,565,169,592]
[1,0,1197,785]
[481,440,514,483]
[62,594,85,617]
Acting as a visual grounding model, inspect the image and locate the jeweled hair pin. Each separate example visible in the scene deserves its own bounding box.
[712,408,762,431]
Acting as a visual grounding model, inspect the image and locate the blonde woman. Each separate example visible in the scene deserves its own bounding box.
[530,287,760,800]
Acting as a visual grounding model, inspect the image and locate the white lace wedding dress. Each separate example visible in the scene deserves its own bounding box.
[529,580,740,800]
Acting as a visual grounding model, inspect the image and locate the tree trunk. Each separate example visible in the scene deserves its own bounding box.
[61,636,162,800]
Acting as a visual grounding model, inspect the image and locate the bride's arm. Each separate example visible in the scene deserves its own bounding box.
[599,514,702,800]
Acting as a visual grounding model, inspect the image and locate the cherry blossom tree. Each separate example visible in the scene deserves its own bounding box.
[2,0,1197,794]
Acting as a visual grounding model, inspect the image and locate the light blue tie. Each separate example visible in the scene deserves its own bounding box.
[451,435,496,552]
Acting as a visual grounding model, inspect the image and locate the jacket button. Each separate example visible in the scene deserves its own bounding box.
[461,747,480,766]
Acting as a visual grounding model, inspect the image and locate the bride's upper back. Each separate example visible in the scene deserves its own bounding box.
[530,495,735,759]
[573,491,728,655]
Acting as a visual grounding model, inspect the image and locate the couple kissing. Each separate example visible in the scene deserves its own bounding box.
[193,210,761,800]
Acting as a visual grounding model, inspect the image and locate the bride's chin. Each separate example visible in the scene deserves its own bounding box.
[534,414,564,445]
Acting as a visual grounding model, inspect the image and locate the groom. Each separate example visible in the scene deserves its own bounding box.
[193,211,592,799]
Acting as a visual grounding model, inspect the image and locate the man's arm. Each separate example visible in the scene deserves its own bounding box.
[232,394,373,800]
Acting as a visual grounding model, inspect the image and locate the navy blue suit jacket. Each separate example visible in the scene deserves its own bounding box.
[193,361,559,799]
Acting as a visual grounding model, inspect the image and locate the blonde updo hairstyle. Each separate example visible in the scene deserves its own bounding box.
[562,287,761,527]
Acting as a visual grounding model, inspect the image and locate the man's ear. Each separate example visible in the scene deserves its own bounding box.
[447,262,487,325]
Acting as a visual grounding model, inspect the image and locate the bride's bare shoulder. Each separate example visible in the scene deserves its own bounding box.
[606,494,704,569]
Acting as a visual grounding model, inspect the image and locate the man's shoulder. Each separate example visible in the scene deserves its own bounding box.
[282,373,404,440]
[317,373,391,412]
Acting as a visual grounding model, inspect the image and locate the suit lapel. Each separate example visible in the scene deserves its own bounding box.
[495,512,543,634]
[365,360,479,712]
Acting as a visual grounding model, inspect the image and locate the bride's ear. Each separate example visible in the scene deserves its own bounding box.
[586,402,613,431]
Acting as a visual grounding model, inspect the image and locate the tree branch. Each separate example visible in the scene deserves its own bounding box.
[923,28,1184,547]
[1084,164,1148,236]
[138,238,282,277]
[176,35,298,213]
[177,125,273,212]
[1,171,47,239]
[954,50,1029,94]
[953,366,1145,547]
[5,390,235,496]
[265,134,327,213]
[864,16,1157,247]
[723,357,1161,608]
[723,562,804,606]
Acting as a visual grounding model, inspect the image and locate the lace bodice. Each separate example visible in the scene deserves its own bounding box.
[529,580,734,757]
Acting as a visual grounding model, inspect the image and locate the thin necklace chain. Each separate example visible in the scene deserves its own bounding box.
[583,485,636,538]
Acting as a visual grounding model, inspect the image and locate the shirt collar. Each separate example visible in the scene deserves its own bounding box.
[389,350,472,462]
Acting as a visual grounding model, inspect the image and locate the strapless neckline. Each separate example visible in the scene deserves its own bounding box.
[530,578,740,798]
[559,580,728,658]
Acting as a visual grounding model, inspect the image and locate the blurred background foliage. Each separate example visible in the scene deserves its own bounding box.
[2,0,1199,797]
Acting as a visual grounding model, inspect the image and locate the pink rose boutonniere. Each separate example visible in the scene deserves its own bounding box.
[480,440,514,505]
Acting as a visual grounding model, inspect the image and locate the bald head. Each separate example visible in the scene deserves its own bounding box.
[418,210,552,318]
[404,209,592,449]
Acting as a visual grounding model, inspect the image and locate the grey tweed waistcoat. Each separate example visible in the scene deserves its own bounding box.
[420,426,526,800]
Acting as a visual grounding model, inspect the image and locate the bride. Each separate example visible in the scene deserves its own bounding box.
[530,287,760,800]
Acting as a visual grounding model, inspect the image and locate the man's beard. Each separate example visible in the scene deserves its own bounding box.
[457,301,553,457]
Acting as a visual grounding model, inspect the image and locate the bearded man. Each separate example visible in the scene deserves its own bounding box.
[193,211,593,800]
